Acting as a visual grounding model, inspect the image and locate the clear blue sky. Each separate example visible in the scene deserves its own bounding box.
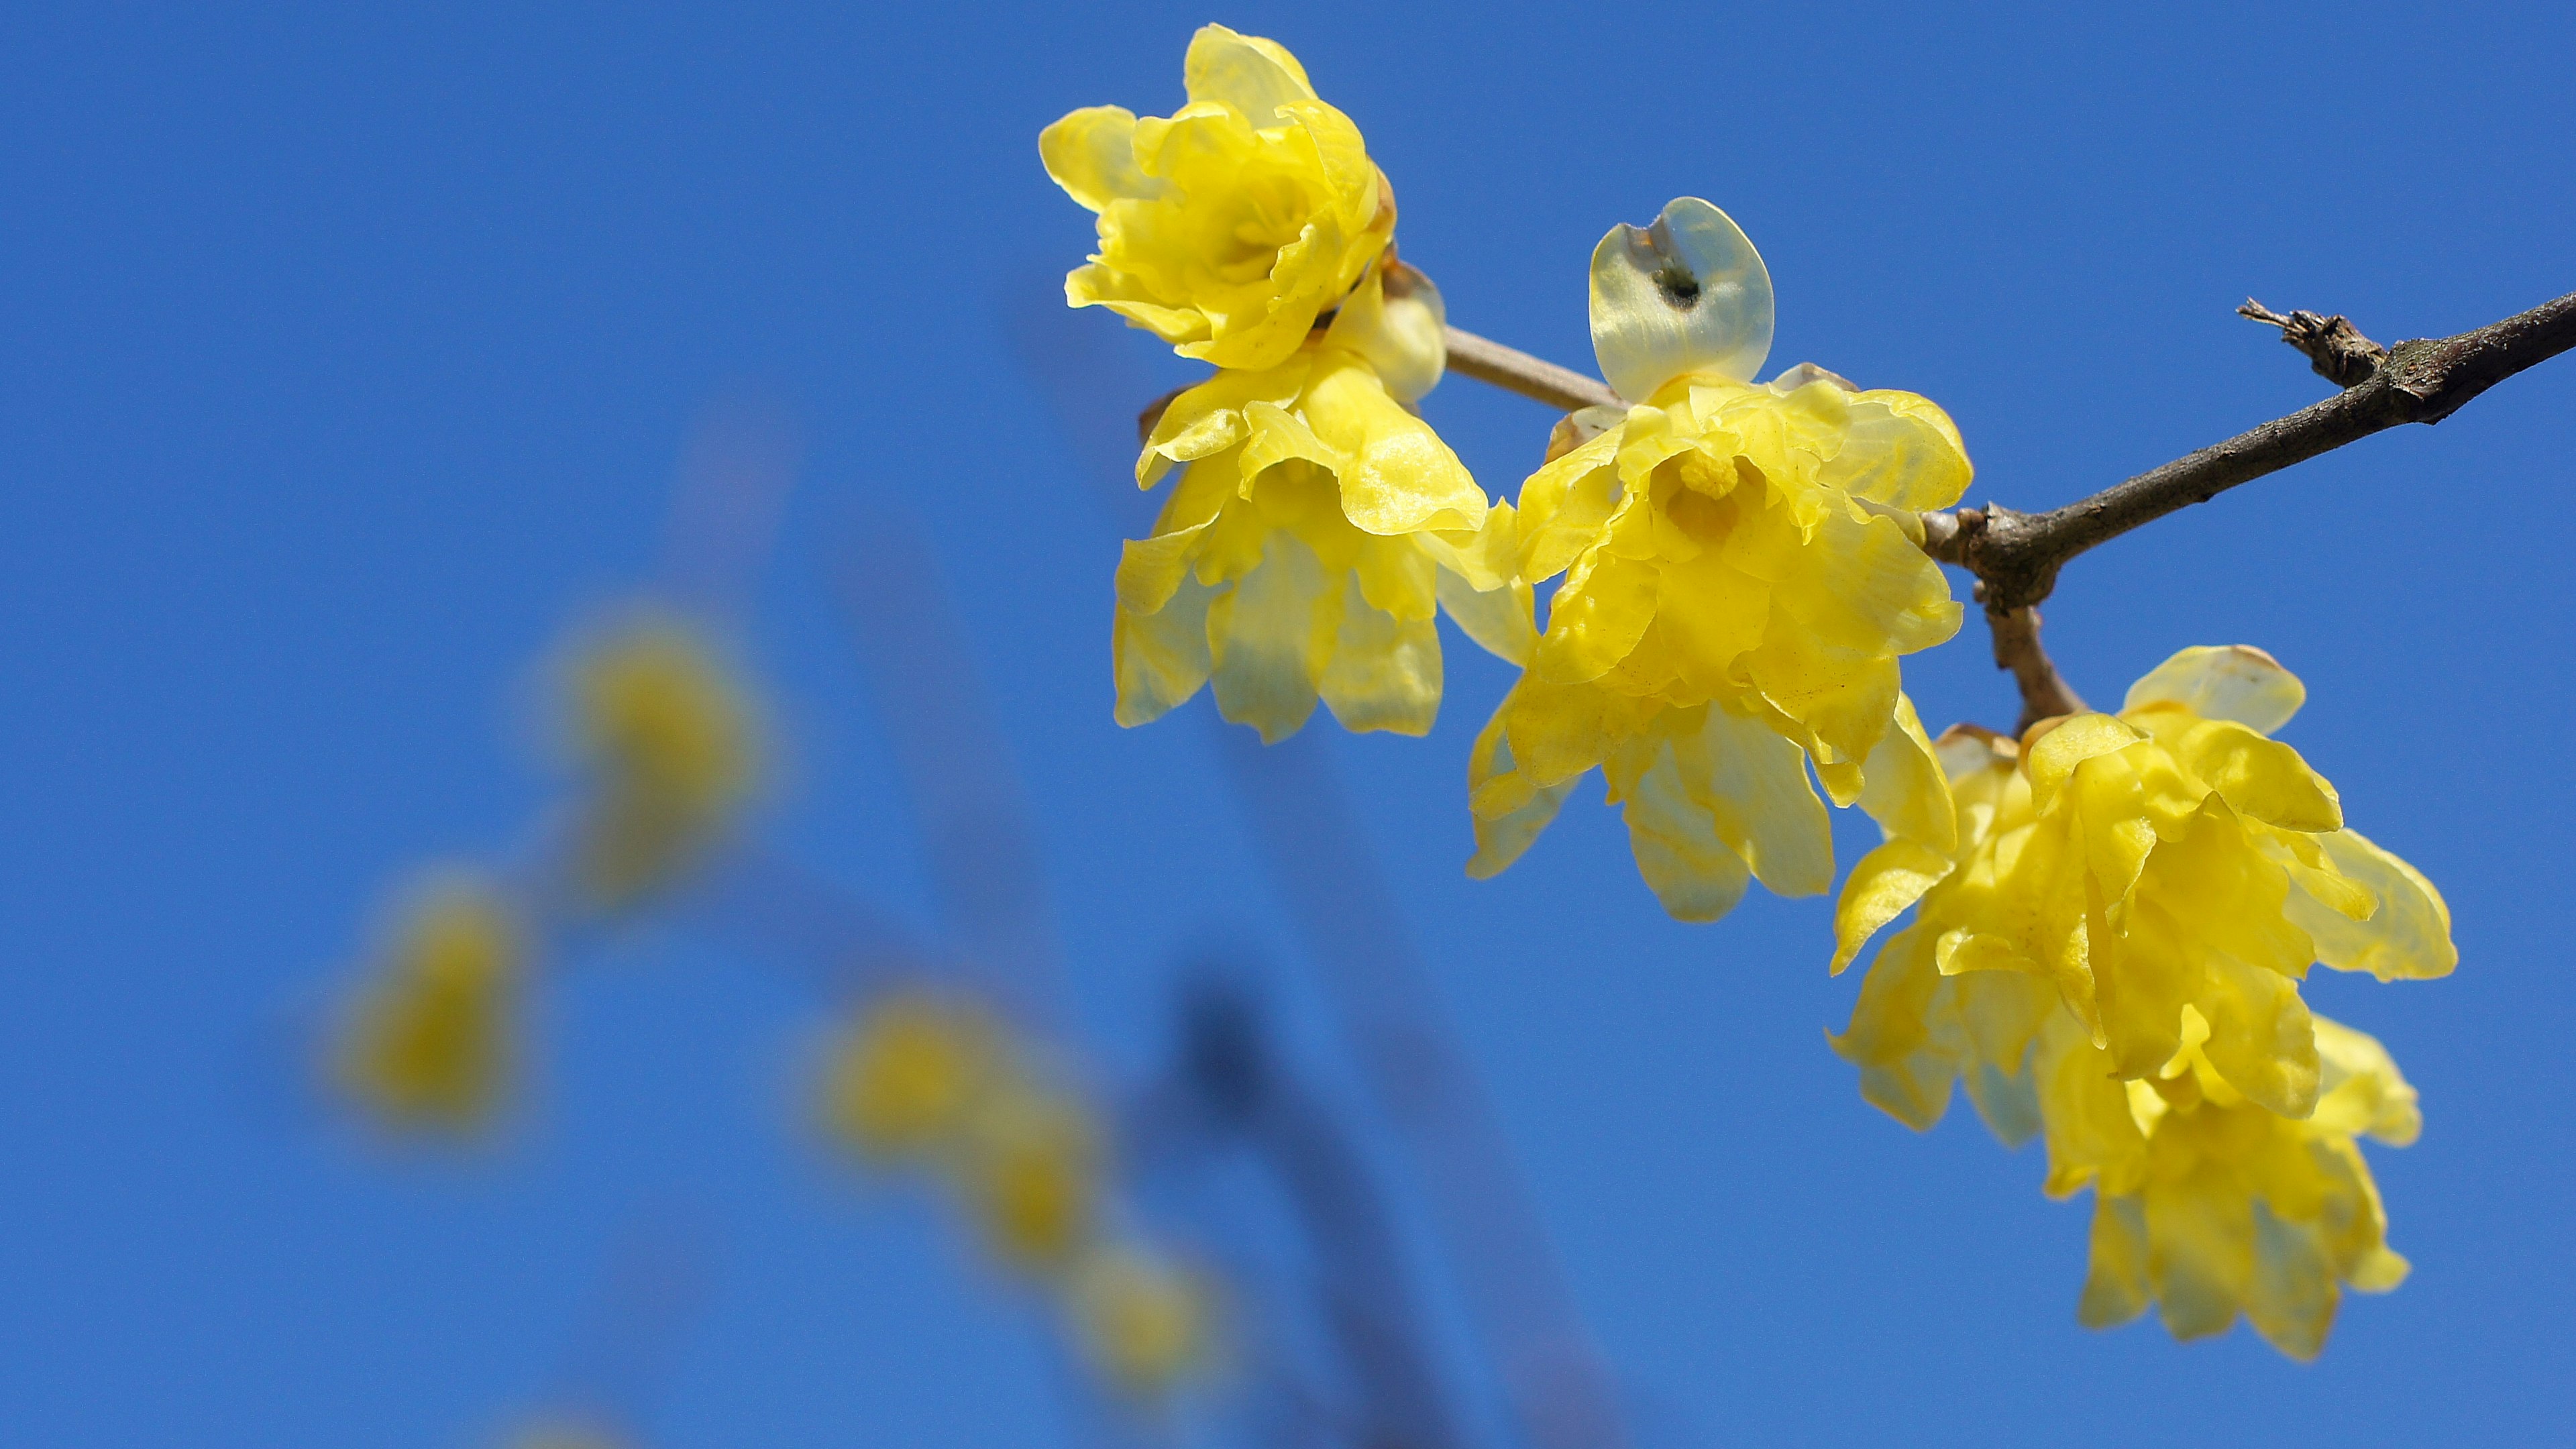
[5,3,2571,1444]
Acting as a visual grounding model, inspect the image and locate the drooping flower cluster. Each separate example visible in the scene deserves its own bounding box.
[1832,647,2453,1355]
[1468,199,1971,920]
[1046,25,1527,743]
[822,987,1216,1399]
[329,607,767,1136]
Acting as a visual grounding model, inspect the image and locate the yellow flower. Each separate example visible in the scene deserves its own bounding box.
[1468,199,1969,920]
[1067,1244,1218,1399]
[1118,335,1523,743]
[561,616,761,910]
[820,990,1002,1159]
[1041,25,1393,371]
[1832,647,2455,1120]
[335,873,523,1132]
[1834,679,2447,1357]
[958,1085,1100,1276]
[2049,1011,2418,1359]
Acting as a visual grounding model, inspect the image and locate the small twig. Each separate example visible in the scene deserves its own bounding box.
[1981,596,2086,735]
[1443,326,1625,413]
[2238,298,2388,387]
[1922,288,2576,610]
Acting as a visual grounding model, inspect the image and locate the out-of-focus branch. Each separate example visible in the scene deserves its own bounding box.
[1444,327,1625,413]
[1921,289,2576,610]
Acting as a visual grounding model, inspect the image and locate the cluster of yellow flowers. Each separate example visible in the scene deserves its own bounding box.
[1046,31,1970,919]
[821,988,1214,1399]
[1046,28,2460,1359]
[1831,647,2451,1356]
[1047,24,1520,746]
[331,612,764,1135]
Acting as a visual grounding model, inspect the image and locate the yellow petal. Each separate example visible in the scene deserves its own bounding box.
[2244,1205,2338,1360]
[1607,731,1755,922]
[2310,1014,2421,1146]
[1112,578,1215,728]
[2123,645,2306,734]
[2077,1193,2153,1328]
[2291,828,2457,982]
[1436,569,1537,667]
[1318,577,1440,736]
[1038,106,1162,213]
[1829,924,1960,1131]
[1298,352,1486,535]
[1206,530,1338,743]
[1181,24,1317,121]
[2170,717,2343,834]
[1831,838,1952,975]
[2196,951,2320,1120]
[1464,692,1579,877]
[1856,692,1957,853]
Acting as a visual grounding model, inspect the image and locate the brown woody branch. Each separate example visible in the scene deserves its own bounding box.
[1444,326,1625,412]
[1919,288,2576,612]
[1391,292,2573,732]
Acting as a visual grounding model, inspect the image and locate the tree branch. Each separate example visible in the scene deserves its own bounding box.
[1400,292,2571,733]
[1982,600,2086,736]
[1444,326,1625,413]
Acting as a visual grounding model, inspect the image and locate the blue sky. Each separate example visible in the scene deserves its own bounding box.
[4,3,2571,1444]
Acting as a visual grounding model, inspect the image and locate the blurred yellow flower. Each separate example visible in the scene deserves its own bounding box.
[1042,25,1393,372]
[563,616,760,910]
[1067,1245,1217,1399]
[821,990,1001,1159]
[961,1087,1101,1275]
[335,873,523,1132]
[1119,340,1522,742]
[820,989,1103,1277]
[1832,647,2454,1120]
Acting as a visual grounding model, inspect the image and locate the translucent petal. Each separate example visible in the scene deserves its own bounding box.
[1436,568,1536,667]
[2310,1014,2421,1145]
[1831,838,1951,974]
[1464,692,1579,877]
[1819,390,1975,511]
[1610,733,1756,922]
[2078,1194,2153,1328]
[1589,197,1774,400]
[1324,261,1447,404]
[1112,576,1215,727]
[2196,951,2320,1120]
[1856,692,1957,853]
[1297,353,1485,536]
[2123,645,2306,734]
[2245,1203,2338,1360]
[2291,828,2457,981]
[1207,530,1338,743]
[1038,106,1163,212]
[1829,925,1959,1131]
[1682,700,1834,898]
[2144,1171,2254,1341]
[2171,717,2343,833]
[1181,23,1317,122]
[1318,576,1440,736]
